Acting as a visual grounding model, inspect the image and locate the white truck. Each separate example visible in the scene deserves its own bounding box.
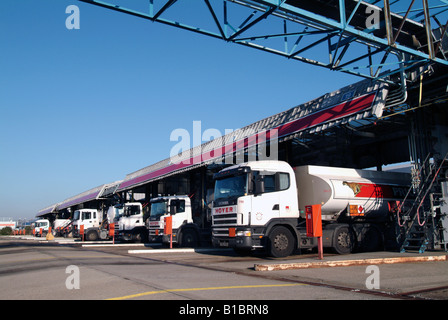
[72,208,113,241]
[117,202,149,243]
[148,195,211,247]
[211,160,410,257]
[34,219,50,237]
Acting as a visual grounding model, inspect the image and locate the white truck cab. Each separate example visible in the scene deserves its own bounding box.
[72,209,109,241]
[34,219,50,237]
[148,195,200,247]
[118,202,148,242]
[73,209,99,230]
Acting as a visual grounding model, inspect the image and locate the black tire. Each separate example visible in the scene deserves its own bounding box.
[267,226,295,258]
[180,229,198,247]
[86,230,98,241]
[333,226,354,254]
[130,229,147,243]
[139,229,149,243]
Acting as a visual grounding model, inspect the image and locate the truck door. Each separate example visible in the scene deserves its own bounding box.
[276,172,295,218]
[250,172,280,226]
[124,204,143,230]
[82,211,95,230]
[169,199,187,229]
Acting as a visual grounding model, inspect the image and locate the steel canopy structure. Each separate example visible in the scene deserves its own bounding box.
[36,180,122,218]
[116,79,389,192]
[78,0,448,82]
[36,1,448,217]
[37,78,406,215]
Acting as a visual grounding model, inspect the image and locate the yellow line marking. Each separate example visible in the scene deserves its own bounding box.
[107,283,307,300]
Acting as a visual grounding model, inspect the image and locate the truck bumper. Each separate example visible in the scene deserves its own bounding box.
[213,225,270,252]
[212,234,256,250]
[162,234,178,244]
[118,231,133,241]
[148,229,178,244]
[212,226,262,250]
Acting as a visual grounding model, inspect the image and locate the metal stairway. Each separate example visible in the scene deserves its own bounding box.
[396,152,448,253]
[56,219,73,238]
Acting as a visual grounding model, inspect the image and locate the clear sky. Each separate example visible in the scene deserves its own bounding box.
[1,0,431,219]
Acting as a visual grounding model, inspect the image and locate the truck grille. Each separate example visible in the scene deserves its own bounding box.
[212,213,238,238]
[148,228,159,236]
[212,213,237,226]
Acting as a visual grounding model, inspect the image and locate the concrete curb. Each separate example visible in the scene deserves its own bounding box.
[82,243,162,247]
[254,255,447,271]
[128,248,233,254]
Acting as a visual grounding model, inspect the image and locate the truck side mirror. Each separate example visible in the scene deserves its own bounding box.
[169,203,177,215]
[255,175,265,195]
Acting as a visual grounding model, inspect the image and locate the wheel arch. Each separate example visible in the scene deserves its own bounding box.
[264,219,301,249]
[178,223,200,247]
[178,223,200,237]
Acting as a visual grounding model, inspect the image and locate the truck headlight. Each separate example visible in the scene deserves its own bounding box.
[236,230,251,237]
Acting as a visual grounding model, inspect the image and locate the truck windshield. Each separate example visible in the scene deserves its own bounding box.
[113,208,123,220]
[150,201,168,220]
[214,174,248,201]
[124,205,141,216]
[73,211,80,221]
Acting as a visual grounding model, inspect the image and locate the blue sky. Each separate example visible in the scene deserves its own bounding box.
[0,0,407,219]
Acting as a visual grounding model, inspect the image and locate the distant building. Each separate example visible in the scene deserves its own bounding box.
[0,217,16,230]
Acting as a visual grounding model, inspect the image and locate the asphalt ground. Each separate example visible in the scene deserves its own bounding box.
[1,236,447,310]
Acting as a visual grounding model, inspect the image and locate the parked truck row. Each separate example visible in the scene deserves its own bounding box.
[34,160,415,258]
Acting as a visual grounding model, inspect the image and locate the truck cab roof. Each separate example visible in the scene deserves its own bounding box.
[150,195,190,202]
[214,161,294,179]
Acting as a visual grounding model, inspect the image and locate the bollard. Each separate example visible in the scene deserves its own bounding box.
[164,216,173,249]
[80,225,84,241]
[109,223,115,244]
[305,204,323,260]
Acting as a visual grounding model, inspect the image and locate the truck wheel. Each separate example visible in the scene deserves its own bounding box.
[86,230,98,241]
[333,226,354,254]
[268,226,295,258]
[180,229,198,247]
[139,230,149,243]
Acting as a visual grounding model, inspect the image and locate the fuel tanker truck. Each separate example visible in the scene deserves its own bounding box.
[211,160,410,257]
